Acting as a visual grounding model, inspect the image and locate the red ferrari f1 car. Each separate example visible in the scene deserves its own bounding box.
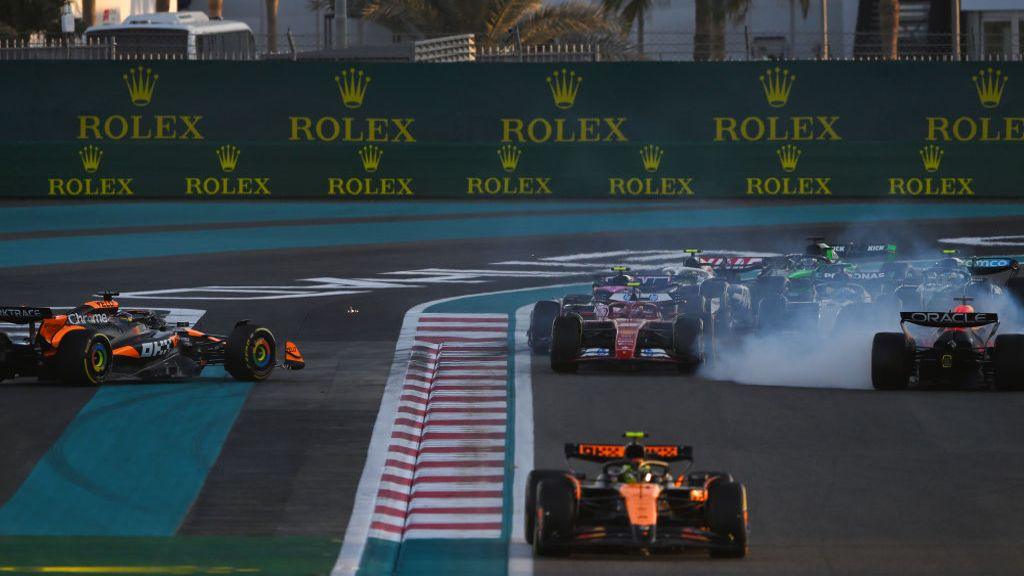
[526,432,748,557]
[0,292,304,386]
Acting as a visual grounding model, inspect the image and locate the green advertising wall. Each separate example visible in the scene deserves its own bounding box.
[0,61,1021,200]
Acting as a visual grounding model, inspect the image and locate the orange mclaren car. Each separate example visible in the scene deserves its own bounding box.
[0,292,304,386]
[526,432,748,558]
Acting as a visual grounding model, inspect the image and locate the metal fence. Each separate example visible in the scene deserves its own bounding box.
[1,31,1019,63]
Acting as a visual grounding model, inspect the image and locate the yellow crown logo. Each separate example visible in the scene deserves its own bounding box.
[79,145,103,173]
[216,145,241,173]
[759,67,796,108]
[639,145,664,173]
[359,145,383,173]
[972,68,1007,109]
[547,68,582,110]
[919,144,943,173]
[335,68,372,109]
[777,144,801,173]
[123,65,158,107]
[497,144,521,172]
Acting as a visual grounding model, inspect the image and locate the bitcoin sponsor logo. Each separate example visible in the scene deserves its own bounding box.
[889,145,974,197]
[714,67,842,143]
[185,145,272,197]
[140,337,175,358]
[746,144,831,196]
[501,68,628,144]
[77,66,204,141]
[290,67,416,143]
[328,145,414,197]
[925,68,1021,142]
[609,145,695,197]
[48,146,135,197]
[466,145,552,196]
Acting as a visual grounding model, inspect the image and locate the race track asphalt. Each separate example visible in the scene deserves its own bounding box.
[1,202,1023,574]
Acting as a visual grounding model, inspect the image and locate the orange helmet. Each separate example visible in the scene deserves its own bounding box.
[953,304,974,314]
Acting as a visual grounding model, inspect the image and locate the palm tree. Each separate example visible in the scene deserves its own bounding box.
[694,0,808,61]
[600,0,662,55]
[321,0,621,49]
[265,0,278,52]
[878,0,899,58]
[82,0,94,26]
[208,0,223,18]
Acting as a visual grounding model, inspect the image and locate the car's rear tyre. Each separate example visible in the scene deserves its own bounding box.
[55,329,112,386]
[993,334,1024,391]
[707,481,748,558]
[533,478,576,557]
[524,470,570,544]
[895,286,923,311]
[225,324,277,381]
[757,295,787,332]
[871,332,912,390]
[673,316,703,373]
[550,315,581,373]
[529,301,561,354]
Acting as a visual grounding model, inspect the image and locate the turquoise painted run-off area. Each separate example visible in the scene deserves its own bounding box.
[2,202,1024,268]
[0,371,250,536]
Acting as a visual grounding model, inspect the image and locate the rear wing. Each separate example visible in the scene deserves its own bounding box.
[831,242,897,261]
[966,257,1019,276]
[0,306,53,324]
[699,256,764,272]
[565,443,693,463]
[900,312,997,328]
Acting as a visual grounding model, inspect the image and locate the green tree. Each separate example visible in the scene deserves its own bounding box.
[0,0,63,35]
[600,0,665,55]
[310,0,622,49]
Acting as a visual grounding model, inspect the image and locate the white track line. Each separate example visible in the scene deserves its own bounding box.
[332,285,578,576]
[509,304,535,576]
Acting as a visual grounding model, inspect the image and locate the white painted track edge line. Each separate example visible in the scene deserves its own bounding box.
[509,304,535,576]
[333,283,580,576]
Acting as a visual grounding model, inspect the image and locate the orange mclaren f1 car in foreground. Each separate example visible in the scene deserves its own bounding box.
[0,292,304,386]
[526,432,748,558]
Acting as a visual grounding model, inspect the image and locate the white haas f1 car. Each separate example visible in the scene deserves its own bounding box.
[526,432,748,557]
[547,285,708,373]
[871,300,1024,390]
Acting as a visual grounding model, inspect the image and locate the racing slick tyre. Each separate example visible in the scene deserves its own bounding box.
[673,316,703,374]
[757,295,787,332]
[993,334,1024,391]
[534,477,576,557]
[225,324,277,382]
[550,315,581,374]
[55,329,112,386]
[707,481,748,558]
[871,332,912,390]
[529,301,561,355]
[525,470,571,544]
[895,286,923,311]
[700,280,731,333]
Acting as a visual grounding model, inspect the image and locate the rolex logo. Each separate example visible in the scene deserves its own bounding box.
[759,67,796,108]
[359,145,383,173]
[777,144,801,173]
[335,68,372,109]
[79,145,103,173]
[639,145,663,173]
[547,68,582,110]
[123,66,158,107]
[216,145,241,173]
[497,144,521,172]
[972,68,1007,109]
[919,145,943,173]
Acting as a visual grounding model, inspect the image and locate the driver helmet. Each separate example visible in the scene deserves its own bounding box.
[609,273,634,286]
[954,304,974,314]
